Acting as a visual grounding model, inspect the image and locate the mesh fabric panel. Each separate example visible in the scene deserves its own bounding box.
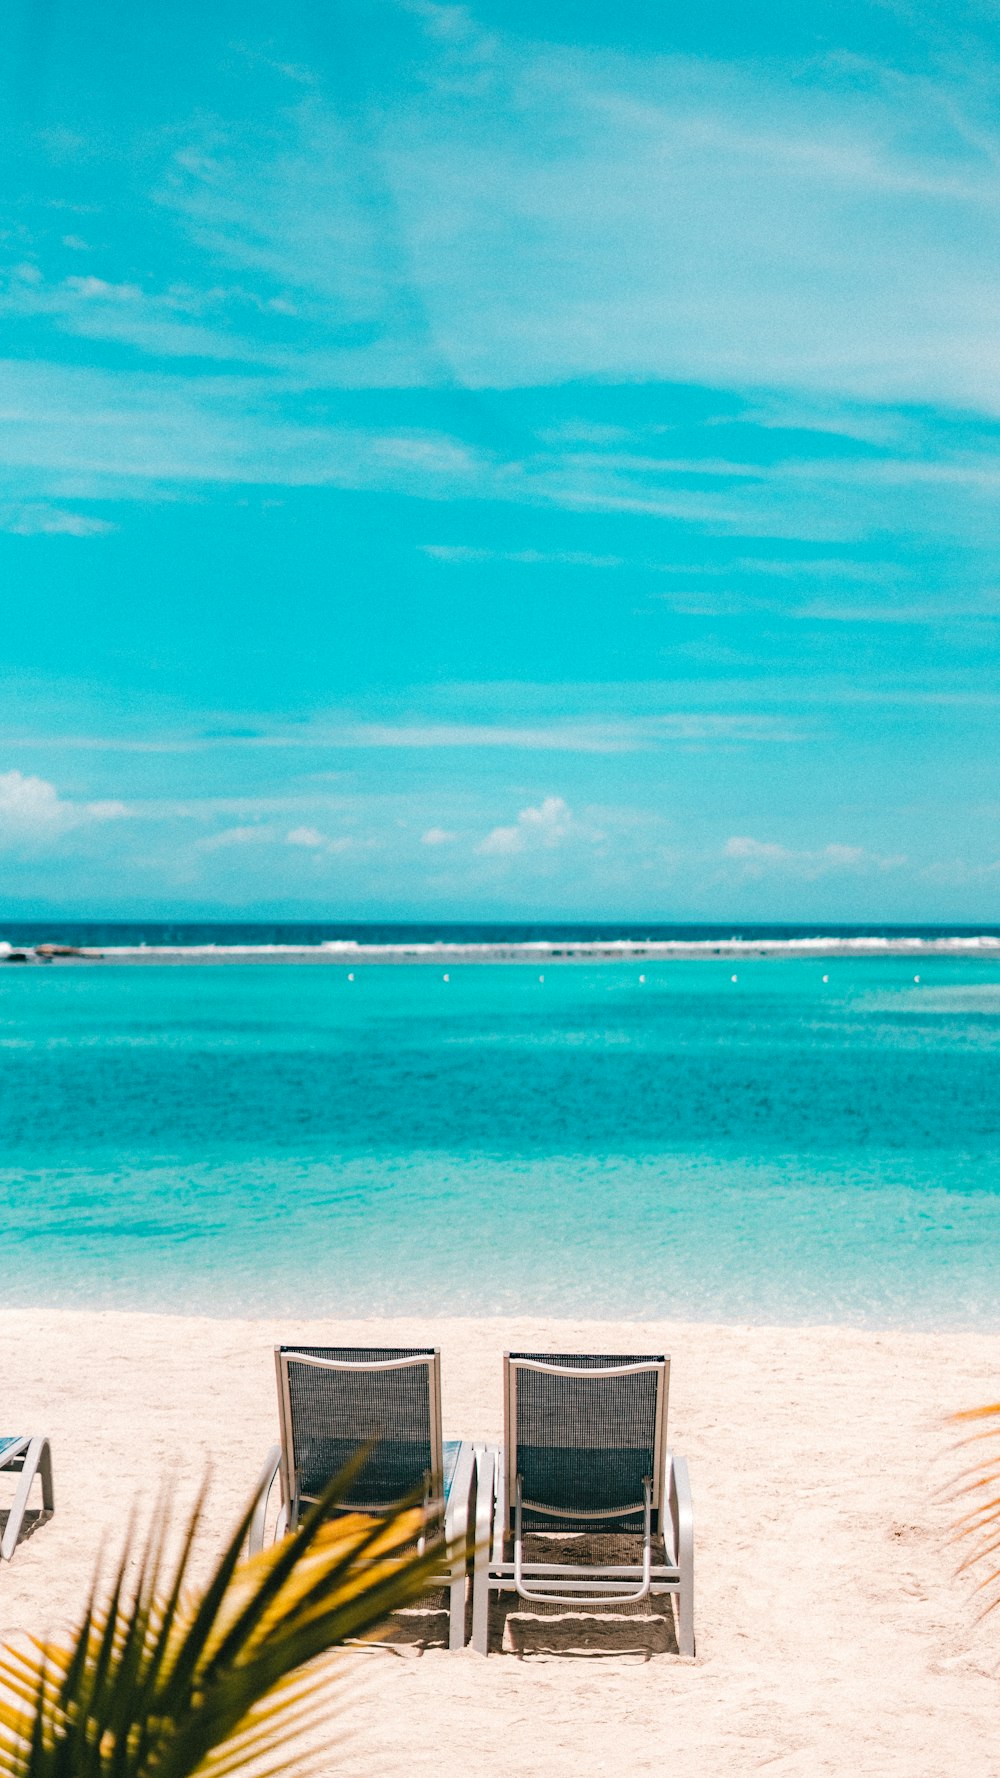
[283,1348,434,1509]
[510,1353,663,1532]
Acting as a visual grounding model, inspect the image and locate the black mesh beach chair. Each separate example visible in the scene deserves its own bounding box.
[250,1347,475,1648]
[471,1353,693,1656]
[0,1434,54,1560]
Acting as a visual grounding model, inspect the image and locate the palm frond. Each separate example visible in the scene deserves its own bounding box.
[0,1465,459,1778]
[944,1400,1000,1617]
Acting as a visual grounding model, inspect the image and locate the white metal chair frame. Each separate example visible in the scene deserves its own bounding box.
[250,1348,475,1650]
[471,1354,694,1656]
[0,1435,54,1561]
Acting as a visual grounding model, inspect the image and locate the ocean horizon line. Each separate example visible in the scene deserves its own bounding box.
[4,925,1000,963]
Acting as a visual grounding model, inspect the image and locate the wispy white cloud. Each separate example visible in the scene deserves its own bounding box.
[794,600,1000,625]
[372,29,1000,410]
[729,557,902,584]
[426,546,908,583]
[0,770,129,850]
[0,712,808,754]
[9,9,997,419]
[420,544,624,567]
[194,820,372,857]
[5,347,1000,561]
[723,834,907,878]
[285,825,326,848]
[114,794,352,821]
[326,835,372,855]
[0,264,269,364]
[476,795,577,856]
[283,824,371,855]
[64,276,143,302]
[9,7,1000,448]
[663,587,1000,624]
[194,823,272,852]
[324,721,635,751]
[0,502,114,537]
[0,358,491,492]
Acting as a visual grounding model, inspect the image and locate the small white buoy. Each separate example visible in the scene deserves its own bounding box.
[538,973,545,983]
[347,972,355,982]
[913,974,920,984]
[443,973,449,982]
[822,974,829,983]
[639,974,645,984]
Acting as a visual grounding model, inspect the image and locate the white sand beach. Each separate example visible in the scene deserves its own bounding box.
[2,1309,999,1777]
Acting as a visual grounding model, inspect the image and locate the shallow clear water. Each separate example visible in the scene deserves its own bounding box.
[2,958,999,1326]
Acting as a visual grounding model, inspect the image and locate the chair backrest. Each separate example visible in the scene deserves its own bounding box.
[504,1352,669,1532]
[275,1346,442,1518]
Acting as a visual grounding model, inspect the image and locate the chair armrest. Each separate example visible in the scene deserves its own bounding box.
[444,1440,476,1557]
[0,1438,30,1470]
[667,1452,693,1569]
[248,1444,282,1555]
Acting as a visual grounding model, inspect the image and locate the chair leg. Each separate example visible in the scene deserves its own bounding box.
[445,1442,475,1650]
[470,1447,496,1655]
[448,1568,467,1650]
[670,1453,695,1657]
[37,1438,54,1517]
[1,1438,53,1561]
[676,1571,695,1657]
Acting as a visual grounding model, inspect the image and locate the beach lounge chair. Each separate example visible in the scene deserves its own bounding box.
[0,1436,54,1560]
[250,1346,476,1649]
[471,1352,693,1656]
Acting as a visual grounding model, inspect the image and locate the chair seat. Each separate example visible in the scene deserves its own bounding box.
[0,1438,23,1458]
[299,1438,465,1513]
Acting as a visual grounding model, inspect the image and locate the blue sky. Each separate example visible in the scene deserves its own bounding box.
[2,0,999,920]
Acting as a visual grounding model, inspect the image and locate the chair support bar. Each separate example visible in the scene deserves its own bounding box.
[519,1495,649,1521]
[248,1443,281,1556]
[513,1474,654,1606]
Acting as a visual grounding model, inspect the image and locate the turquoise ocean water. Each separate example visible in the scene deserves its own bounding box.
[2,955,1000,1327]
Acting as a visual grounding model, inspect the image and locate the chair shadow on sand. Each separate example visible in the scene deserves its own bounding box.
[374,1545,681,1659]
[0,1507,50,1555]
[487,1526,681,1658]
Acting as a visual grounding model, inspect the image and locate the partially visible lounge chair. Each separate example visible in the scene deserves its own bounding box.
[0,1436,54,1560]
[250,1346,475,1648]
[471,1352,693,1656]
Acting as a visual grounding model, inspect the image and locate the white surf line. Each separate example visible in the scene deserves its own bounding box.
[17,934,1000,964]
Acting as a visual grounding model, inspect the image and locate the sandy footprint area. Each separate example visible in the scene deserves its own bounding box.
[1,1308,998,1777]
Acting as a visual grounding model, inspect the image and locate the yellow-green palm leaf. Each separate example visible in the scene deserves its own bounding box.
[0,1463,457,1778]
